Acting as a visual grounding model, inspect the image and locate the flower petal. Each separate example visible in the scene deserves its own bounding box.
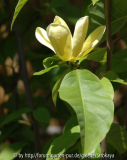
[35,27,55,52]
[72,16,89,58]
[53,16,70,31]
[77,26,106,59]
[47,24,72,61]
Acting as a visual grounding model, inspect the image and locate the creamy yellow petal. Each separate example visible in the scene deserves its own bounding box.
[47,24,72,61]
[77,26,106,59]
[35,27,55,52]
[53,16,70,31]
[72,16,89,59]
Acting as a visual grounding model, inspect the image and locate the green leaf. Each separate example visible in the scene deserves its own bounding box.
[63,116,78,133]
[101,77,114,100]
[59,69,114,154]
[105,71,127,85]
[112,49,127,73]
[46,126,80,160]
[85,0,127,41]
[11,0,28,29]
[107,123,127,154]
[33,107,50,123]
[98,49,127,74]
[92,0,99,5]
[33,65,62,76]
[0,142,27,160]
[79,48,107,64]
[79,144,101,160]
[52,69,70,106]
[43,55,61,69]
[0,108,31,128]
[50,0,69,8]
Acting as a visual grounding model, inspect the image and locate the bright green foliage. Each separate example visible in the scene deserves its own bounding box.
[11,0,28,29]
[1,0,127,158]
[59,70,114,154]
[101,77,114,100]
[107,123,127,154]
[43,56,61,69]
[33,107,50,123]
[33,65,62,76]
[0,142,27,160]
[91,0,99,5]
[46,126,80,160]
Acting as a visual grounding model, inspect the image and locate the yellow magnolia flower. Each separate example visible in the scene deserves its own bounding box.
[35,16,105,62]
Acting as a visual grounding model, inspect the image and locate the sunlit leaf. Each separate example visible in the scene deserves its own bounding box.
[43,56,61,69]
[59,70,114,154]
[11,0,28,29]
[33,65,62,76]
[101,77,114,100]
[46,126,80,160]
[0,142,27,160]
[91,0,99,5]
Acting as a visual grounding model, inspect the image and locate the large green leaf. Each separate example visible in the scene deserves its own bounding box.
[33,107,50,123]
[11,0,28,29]
[0,142,27,160]
[0,108,31,128]
[101,77,114,100]
[59,69,114,154]
[52,69,70,106]
[46,126,80,160]
[107,123,127,154]
[85,0,127,41]
[105,71,127,85]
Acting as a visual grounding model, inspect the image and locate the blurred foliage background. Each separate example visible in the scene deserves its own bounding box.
[0,0,127,160]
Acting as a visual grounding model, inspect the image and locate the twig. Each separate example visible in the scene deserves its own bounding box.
[113,33,127,44]
[14,22,40,155]
[38,92,51,107]
[101,0,113,159]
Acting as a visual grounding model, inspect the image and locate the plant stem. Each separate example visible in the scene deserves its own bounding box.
[14,23,40,154]
[101,0,113,159]
[105,0,113,71]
